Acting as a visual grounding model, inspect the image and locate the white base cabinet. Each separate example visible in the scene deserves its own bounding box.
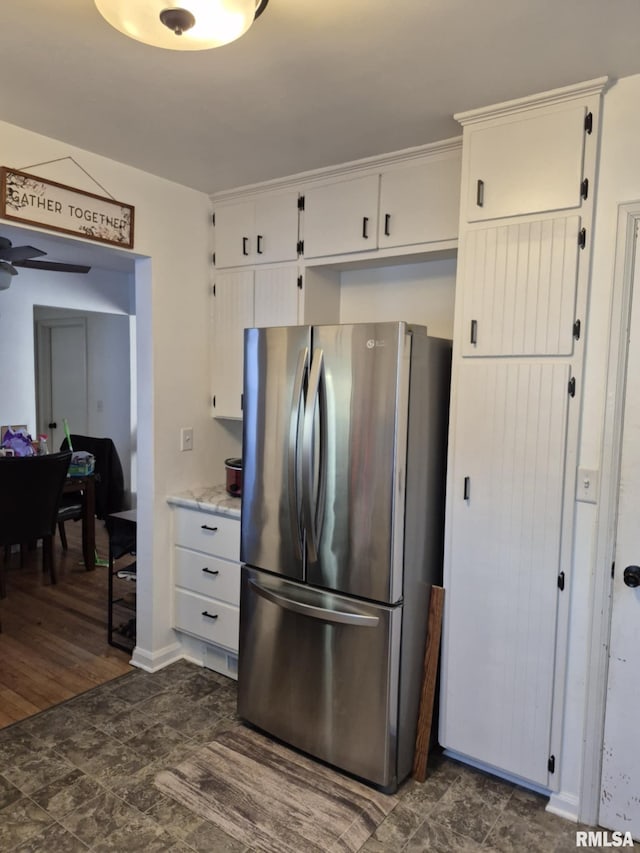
[172,506,241,671]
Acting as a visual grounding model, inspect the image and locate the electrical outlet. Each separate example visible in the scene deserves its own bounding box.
[576,467,599,504]
[180,427,193,452]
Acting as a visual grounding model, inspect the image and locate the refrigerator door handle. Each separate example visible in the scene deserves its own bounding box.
[302,347,327,562]
[288,346,309,560]
[248,578,380,627]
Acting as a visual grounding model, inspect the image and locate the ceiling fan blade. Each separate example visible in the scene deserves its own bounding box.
[0,260,18,276]
[0,237,12,252]
[0,245,47,262]
[12,259,91,274]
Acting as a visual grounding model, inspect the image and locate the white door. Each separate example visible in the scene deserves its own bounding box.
[600,227,640,839]
[38,320,88,451]
[211,270,254,419]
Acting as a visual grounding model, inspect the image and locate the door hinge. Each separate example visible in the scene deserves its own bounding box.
[297,195,305,211]
[578,228,587,249]
[558,571,565,591]
[568,377,576,397]
[212,283,216,296]
[212,212,216,226]
[470,319,478,345]
[611,561,615,578]
[573,319,581,340]
[297,239,304,255]
[240,393,244,412]
[580,178,589,200]
[584,112,593,135]
[212,395,216,408]
[212,252,216,266]
[548,755,556,774]
[297,274,303,290]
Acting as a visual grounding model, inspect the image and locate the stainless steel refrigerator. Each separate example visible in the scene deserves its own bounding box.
[238,321,450,792]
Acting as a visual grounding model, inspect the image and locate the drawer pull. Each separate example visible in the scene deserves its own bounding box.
[200,524,218,532]
[202,567,219,576]
[202,611,219,620]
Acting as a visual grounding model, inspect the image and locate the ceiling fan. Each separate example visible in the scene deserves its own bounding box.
[0,235,91,290]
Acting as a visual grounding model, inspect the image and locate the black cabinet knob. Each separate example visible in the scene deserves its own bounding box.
[623,565,640,588]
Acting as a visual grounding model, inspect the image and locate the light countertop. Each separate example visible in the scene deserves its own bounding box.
[167,484,241,519]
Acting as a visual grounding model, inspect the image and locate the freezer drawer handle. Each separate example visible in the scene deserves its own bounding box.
[200,524,218,532]
[201,611,219,620]
[202,567,219,576]
[249,579,380,627]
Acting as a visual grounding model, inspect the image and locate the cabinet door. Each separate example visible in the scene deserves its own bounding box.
[214,200,255,268]
[441,359,571,787]
[465,104,586,222]
[254,192,299,265]
[378,155,461,249]
[303,174,380,258]
[461,214,581,357]
[253,266,300,327]
[211,270,253,418]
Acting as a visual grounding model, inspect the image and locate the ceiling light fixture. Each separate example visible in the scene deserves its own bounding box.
[94,0,269,51]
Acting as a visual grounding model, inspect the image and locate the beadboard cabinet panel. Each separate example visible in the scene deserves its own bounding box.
[441,359,571,787]
[211,270,254,419]
[461,215,581,356]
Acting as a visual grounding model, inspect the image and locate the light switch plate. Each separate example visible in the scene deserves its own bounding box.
[180,427,193,452]
[576,467,599,504]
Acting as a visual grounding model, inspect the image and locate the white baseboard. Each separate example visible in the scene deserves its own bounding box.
[130,641,183,672]
[547,792,580,823]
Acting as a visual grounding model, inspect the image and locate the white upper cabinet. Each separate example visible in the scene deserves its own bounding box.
[378,153,461,249]
[302,174,380,259]
[214,190,299,268]
[464,104,587,222]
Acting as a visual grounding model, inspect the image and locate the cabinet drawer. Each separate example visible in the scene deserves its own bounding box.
[174,589,239,651]
[173,507,240,561]
[174,546,240,605]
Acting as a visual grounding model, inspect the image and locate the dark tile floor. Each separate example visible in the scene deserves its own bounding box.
[0,661,617,852]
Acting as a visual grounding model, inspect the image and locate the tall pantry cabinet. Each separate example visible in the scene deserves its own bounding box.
[440,78,607,789]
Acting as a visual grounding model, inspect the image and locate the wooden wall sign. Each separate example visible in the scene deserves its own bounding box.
[0,167,134,248]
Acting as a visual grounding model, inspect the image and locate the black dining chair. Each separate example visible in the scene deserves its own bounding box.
[57,435,125,550]
[0,450,72,596]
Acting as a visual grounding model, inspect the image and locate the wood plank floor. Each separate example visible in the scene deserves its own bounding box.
[0,519,133,729]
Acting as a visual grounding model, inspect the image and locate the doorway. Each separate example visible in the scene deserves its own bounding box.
[598,215,640,839]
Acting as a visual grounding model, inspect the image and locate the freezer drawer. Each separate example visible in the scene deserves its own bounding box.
[238,566,402,789]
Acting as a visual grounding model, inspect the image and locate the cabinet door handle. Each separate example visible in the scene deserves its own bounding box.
[476,179,484,208]
[256,234,263,254]
[201,611,219,620]
[362,216,369,239]
[200,524,218,532]
[463,476,471,501]
[470,319,478,345]
[384,213,391,236]
[242,236,249,256]
[202,567,219,575]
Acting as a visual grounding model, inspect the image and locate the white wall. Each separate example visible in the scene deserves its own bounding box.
[550,73,640,820]
[339,257,457,339]
[0,267,131,431]
[32,304,133,503]
[0,117,215,670]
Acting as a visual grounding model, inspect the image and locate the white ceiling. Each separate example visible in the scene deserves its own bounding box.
[2,0,640,198]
